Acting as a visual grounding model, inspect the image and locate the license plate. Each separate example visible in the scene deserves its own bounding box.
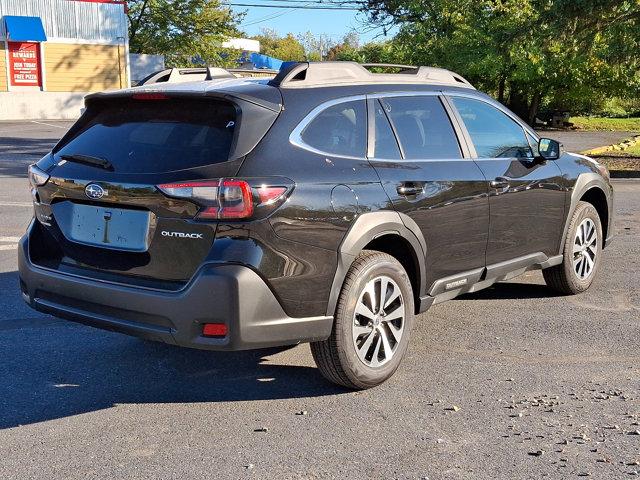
[54,202,151,252]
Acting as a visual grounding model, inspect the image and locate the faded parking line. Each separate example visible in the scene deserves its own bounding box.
[0,236,20,251]
[0,202,32,207]
[30,120,69,129]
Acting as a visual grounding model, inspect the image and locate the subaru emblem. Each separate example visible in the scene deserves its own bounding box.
[85,183,105,200]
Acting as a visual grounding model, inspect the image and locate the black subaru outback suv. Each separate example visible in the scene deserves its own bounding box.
[19,62,613,389]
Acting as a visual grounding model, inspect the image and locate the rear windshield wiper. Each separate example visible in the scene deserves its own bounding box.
[60,154,114,171]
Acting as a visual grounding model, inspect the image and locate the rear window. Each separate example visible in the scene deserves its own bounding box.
[55,98,237,173]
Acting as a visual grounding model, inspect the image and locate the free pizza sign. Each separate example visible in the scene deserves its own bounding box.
[8,42,42,87]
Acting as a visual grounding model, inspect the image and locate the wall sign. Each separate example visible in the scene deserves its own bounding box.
[8,41,42,87]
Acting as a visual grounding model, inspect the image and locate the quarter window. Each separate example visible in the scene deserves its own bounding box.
[452,97,533,158]
[300,100,367,157]
[381,96,462,160]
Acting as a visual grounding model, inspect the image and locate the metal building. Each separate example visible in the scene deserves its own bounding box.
[0,0,129,120]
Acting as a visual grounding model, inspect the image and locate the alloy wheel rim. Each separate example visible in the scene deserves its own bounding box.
[573,218,597,279]
[352,275,405,368]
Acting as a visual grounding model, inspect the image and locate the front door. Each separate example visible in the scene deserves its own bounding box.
[448,96,566,265]
[368,94,489,290]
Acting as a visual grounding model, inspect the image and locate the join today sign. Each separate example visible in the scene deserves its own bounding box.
[8,42,42,87]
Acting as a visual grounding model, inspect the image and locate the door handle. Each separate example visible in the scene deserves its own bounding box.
[397,183,424,196]
[490,177,510,189]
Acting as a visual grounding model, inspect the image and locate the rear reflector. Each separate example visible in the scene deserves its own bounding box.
[203,323,228,337]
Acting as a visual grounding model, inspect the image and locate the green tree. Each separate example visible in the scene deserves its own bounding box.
[297,31,337,61]
[326,32,360,60]
[252,29,306,61]
[361,0,640,122]
[127,0,243,67]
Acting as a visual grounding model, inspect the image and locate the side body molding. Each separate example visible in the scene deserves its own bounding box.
[325,211,428,317]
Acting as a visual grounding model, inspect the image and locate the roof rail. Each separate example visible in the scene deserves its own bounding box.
[228,68,280,76]
[361,63,418,71]
[268,62,474,89]
[205,67,236,81]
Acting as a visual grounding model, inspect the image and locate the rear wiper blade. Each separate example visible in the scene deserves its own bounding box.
[60,154,113,171]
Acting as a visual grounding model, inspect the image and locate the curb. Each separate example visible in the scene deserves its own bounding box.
[581,134,640,155]
[610,170,640,179]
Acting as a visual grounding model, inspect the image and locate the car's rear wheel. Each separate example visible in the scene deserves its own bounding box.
[310,250,415,389]
[543,201,603,295]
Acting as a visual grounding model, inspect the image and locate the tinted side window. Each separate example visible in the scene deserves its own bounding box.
[381,96,461,160]
[373,100,401,159]
[301,100,367,157]
[452,97,533,158]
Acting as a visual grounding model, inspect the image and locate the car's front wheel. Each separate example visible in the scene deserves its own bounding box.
[543,201,603,294]
[310,250,415,389]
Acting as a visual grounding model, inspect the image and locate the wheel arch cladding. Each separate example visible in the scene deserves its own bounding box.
[560,172,613,254]
[579,186,609,247]
[325,211,427,317]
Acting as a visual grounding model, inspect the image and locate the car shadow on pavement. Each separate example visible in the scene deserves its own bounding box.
[0,271,345,430]
[0,136,60,177]
[458,281,562,300]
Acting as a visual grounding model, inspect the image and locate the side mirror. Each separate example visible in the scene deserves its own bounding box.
[538,138,562,160]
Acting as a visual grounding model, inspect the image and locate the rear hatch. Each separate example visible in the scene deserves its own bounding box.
[29,89,281,289]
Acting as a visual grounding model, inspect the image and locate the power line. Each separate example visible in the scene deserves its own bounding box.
[230,0,364,29]
[230,3,360,10]
[237,0,315,26]
[241,8,295,26]
[234,0,360,3]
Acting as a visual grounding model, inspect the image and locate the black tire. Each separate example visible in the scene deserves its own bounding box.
[543,201,603,295]
[310,250,415,389]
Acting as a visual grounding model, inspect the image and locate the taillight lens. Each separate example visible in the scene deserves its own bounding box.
[218,180,254,219]
[28,164,50,187]
[258,185,287,204]
[157,178,290,220]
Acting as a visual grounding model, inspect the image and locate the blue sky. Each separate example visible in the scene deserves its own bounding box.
[230,4,394,44]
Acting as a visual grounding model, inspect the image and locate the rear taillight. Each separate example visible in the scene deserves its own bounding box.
[157,178,290,220]
[28,164,49,187]
[131,93,169,100]
[217,180,254,219]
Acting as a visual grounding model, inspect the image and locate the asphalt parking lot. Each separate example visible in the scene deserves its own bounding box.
[0,122,638,479]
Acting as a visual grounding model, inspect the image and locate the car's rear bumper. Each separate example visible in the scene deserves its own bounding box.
[18,228,333,351]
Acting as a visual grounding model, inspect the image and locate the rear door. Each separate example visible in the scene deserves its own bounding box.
[447,96,565,265]
[367,93,489,291]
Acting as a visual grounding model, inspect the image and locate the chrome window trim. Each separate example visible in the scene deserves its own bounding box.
[289,94,368,161]
[289,90,538,162]
[290,92,444,161]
